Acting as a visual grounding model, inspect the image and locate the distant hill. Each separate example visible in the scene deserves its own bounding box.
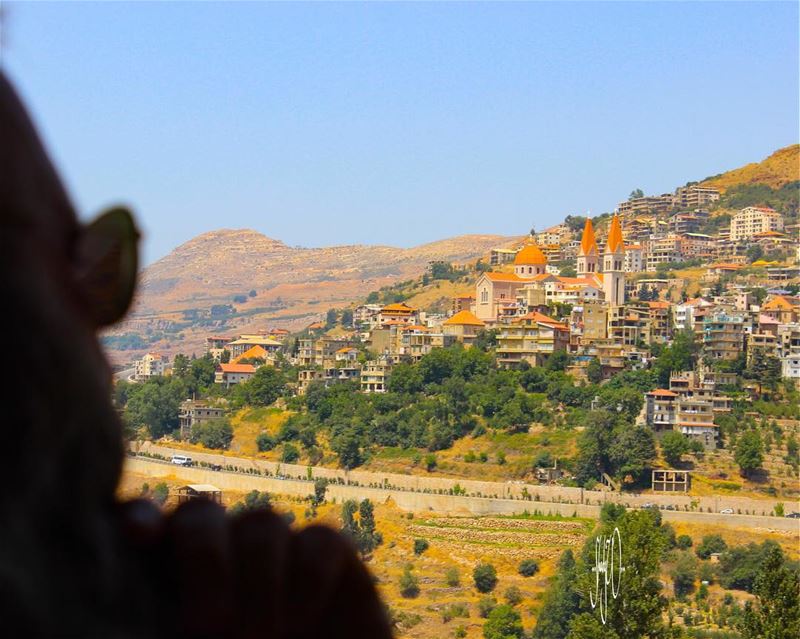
[105,230,516,363]
[700,144,799,192]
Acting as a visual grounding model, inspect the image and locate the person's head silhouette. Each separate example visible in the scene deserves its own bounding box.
[0,72,391,639]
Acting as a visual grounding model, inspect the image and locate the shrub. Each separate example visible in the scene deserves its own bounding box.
[477,596,497,618]
[152,482,169,506]
[399,565,420,598]
[281,443,300,463]
[190,418,234,450]
[425,453,437,472]
[518,559,539,577]
[256,432,276,451]
[504,586,522,606]
[445,566,460,587]
[413,538,430,556]
[676,534,693,550]
[696,534,727,559]
[483,604,524,639]
[473,563,498,593]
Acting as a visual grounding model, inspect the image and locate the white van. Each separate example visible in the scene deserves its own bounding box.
[171,455,193,467]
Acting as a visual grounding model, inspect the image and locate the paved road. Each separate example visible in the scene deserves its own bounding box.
[124,457,800,533]
[113,367,135,382]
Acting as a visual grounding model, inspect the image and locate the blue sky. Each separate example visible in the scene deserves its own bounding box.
[3,2,798,264]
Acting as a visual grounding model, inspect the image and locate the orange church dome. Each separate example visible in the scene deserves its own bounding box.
[514,243,548,266]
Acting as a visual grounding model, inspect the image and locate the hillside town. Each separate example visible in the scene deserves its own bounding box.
[129,183,800,463]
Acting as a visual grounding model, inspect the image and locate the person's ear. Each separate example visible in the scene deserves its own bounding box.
[74,206,140,327]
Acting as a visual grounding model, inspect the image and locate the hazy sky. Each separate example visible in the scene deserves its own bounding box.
[3,2,798,264]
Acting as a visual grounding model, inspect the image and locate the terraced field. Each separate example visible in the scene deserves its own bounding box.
[370,511,593,638]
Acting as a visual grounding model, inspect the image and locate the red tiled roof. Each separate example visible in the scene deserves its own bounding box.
[219,363,256,374]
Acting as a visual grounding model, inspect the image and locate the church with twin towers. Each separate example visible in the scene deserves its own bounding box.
[473,214,626,324]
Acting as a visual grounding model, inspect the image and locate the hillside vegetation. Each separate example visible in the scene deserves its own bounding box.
[701,144,799,192]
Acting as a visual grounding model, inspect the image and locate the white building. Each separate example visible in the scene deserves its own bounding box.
[730,207,784,242]
[624,244,645,273]
[133,353,169,381]
[214,363,256,388]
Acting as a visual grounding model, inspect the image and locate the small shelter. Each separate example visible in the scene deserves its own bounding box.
[177,484,223,505]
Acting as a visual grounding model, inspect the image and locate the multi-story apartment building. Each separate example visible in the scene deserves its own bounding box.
[490,247,518,266]
[361,357,393,393]
[673,186,720,209]
[607,306,645,346]
[376,302,420,327]
[205,336,231,360]
[536,224,571,246]
[670,209,710,235]
[496,311,570,367]
[702,313,748,361]
[624,244,645,273]
[617,194,675,216]
[353,304,383,327]
[645,235,683,270]
[226,334,283,360]
[442,310,486,347]
[178,400,225,440]
[297,337,352,368]
[673,298,713,332]
[678,233,713,258]
[134,352,169,381]
[399,327,455,362]
[730,206,784,242]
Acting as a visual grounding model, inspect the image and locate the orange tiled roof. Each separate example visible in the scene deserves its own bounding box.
[762,295,797,311]
[232,345,269,363]
[647,301,670,309]
[219,363,256,374]
[517,311,569,331]
[484,272,525,282]
[647,389,678,397]
[443,310,485,327]
[382,302,418,313]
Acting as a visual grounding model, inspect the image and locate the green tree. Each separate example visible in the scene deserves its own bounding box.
[695,534,727,560]
[483,604,524,639]
[518,559,539,577]
[229,490,271,516]
[399,565,420,598]
[735,430,764,477]
[671,551,697,599]
[739,544,800,639]
[236,365,286,407]
[413,538,429,556]
[532,550,580,639]
[256,432,276,451]
[587,358,603,384]
[190,418,234,449]
[332,429,363,469]
[357,499,381,554]
[473,563,498,593]
[152,482,169,506]
[629,188,645,200]
[567,509,671,639]
[653,330,699,386]
[124,377,185,439]
[281,442,299,463]
[661,431,691,466]
[172,353,190,378]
